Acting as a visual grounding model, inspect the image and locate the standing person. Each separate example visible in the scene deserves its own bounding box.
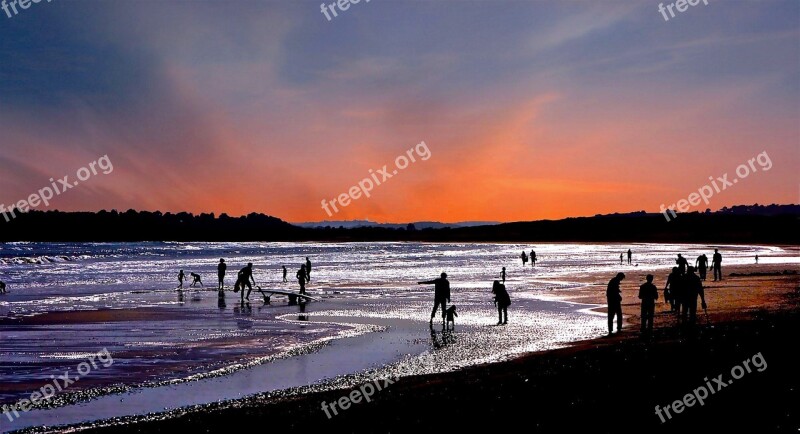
[297,265,307,294]
[190,273,203,287]
[177,270,186,290]
[638,274,658,334]
[606,272,625,335]
[520,251,528,267]
[676,254,688,275]
[305,257,312,282]
[755,255,759,264]
[619,253,623,265]
[418,273,451,325]
[0,280,6,294]
[530,250,537,267]
[237,263,255,301]
[492,280,511,325]
[712,249,723,281]
[683,267,707,324]
[695,254,708,281]
[500,267,507,283]
[217,259,227,290]
[664,267,681,312]
[282,266,288,283]
[627,249,632,265]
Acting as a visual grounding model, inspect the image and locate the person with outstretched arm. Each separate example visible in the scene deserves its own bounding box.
[419,273,451,324]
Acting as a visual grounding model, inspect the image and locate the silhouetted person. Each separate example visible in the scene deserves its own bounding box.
[755,255,759,264]
[297,265,307,294]
[638,274,658,333]
[0,281,6,294]
[190,273,203,287]
[683,266,707,324]
[177,270,186,289]
[627,249,632,265]
[664,267,681,312]
[676,254,688,275]
[218,259,227,290]
[712,249,723,281]
[606,272,625,335]
[237,263,255,301]
[445,305,458,329]
[419,272,451,324]
[500,267,507,283]
[282,266,288,283]
[520,251,528,266]
[695,254,708,281]
[492,280,511,325]
[619,253,623,265]
[530,250,536,267]
[305,257,312,282]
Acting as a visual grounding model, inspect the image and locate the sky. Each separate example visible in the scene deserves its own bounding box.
[0,0,798,223]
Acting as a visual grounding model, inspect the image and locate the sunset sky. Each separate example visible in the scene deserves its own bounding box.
[0,0,797,223]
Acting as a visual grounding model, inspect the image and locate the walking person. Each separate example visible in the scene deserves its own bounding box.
[683,267,707,324]
[177,270,186,290]
[217,259,227,290]
[619,253,623,265]
[676,254,688,275]
[282,265,288,283]
[418,273,451,325]
[297,265,307,294]
[627,249,632,265]
[520,251,528,267]
[664,267,681,312]
[606,272,625,335]
[530,250,536,267]
[712,249,723,281]
[695,254,708,281]
[492,280,511,325]
[638,274,658,334]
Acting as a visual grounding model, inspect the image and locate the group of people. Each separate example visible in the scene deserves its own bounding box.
[177,257,314,300]
[607,250,721,336]
[419,273,512,327]
[520,250,537,267]
[620,249,632,265]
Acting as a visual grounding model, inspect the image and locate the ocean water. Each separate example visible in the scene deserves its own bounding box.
[0,242,796,431]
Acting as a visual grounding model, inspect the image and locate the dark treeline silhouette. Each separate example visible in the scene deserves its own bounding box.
[0,204,798,243]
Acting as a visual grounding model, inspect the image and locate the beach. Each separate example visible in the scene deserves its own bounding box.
[0,243,797,432]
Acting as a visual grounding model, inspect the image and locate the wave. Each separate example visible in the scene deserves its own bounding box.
[0,255,85,265]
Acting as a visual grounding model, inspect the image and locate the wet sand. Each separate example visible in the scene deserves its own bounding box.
[20,261,798,433]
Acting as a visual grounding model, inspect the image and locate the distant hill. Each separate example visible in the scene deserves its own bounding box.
[0,205,797,243]
[294,220,499,230]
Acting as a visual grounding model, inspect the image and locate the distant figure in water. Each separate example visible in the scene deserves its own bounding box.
[419,272,451,324]
[492,280,511,325]
[237,263,255,301]
[297,265,307,294]
[619,253,623,265]
[520,251,528,266]
[638,274,658,334]
[282,266,288,283]
[530,250,536,267]
[755,255,759,264]
[177,270,186,289]
[305,257,312,282]
[190,273,203,287]
[695,254,708,281]
[676,254,688,275]
[445,305,458,329]
[500,267,507,283]
[217,259,227,290]
[0,281,6,294]
[627,249,632,265]
[664,267,681,312]
[683,266,707,324]
[606,272,625,335]
[712,249,723,281]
